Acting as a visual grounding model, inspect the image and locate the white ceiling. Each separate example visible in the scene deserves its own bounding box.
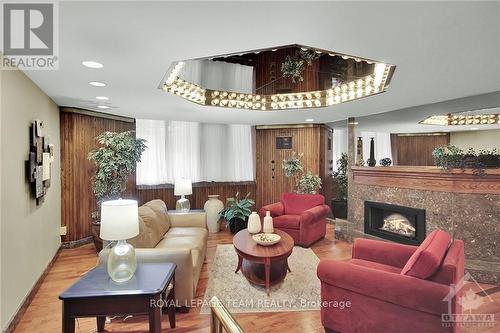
[329,92,500,133]
[21,1,500,126]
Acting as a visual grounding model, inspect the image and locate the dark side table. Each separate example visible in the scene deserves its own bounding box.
[59,262,176,333]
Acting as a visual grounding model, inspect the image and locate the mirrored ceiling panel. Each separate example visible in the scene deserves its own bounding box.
[160,44,396,111]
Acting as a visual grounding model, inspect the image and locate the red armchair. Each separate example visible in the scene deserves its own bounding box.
[259,193,331,247]
[317,231,464,333]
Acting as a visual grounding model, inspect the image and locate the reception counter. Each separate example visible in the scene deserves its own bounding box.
[352,166,500,194]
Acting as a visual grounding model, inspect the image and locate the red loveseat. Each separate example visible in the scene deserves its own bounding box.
[317,230,464,333]
[258,193,331,247]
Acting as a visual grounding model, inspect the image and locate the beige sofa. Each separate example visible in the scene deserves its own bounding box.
[99,199,207,308]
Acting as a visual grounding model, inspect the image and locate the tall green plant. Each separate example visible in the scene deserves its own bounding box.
[332,153,348,200]
[88,131,146,220]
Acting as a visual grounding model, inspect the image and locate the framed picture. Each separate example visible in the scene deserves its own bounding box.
[276,136,293,149]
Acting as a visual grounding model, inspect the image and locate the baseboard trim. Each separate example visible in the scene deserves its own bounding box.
[61,236,93,249]
[2,246,61,333]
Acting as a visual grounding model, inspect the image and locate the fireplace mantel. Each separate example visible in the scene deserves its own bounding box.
[352,166,500,194]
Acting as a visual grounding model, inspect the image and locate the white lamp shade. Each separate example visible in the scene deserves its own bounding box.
[100,199,139,241]
[174,179,192,196]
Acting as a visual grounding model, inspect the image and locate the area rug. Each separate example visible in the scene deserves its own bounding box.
[200,244,321,314]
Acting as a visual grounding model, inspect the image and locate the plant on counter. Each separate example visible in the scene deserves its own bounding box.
[88,130,147,221]
[219,192,255,233]
[282,152,322,194]
[432,145,500,175]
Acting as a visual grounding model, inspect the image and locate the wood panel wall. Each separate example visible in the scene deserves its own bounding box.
[137,182,256,210]
[391,133,450,166]
[255,125,333,208]
[60,108,136,242]
[254,48,320,95]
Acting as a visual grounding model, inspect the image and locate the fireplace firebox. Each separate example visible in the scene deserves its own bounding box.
[364,201,426,245]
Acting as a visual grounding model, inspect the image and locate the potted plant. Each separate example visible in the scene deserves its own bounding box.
[219,192,255,234]
[88,131,147,251]
[282,152,322,194]
[331,153,348,219]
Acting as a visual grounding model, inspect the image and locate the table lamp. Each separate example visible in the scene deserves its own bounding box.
[100,199,139,283]
[174,178,192,212]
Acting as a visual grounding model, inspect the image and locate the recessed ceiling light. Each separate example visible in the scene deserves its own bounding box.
[97,105,110,109]
[305,118,314,122]
[89,81,106,87]
[82,61,103,69]
[95,96,109,100]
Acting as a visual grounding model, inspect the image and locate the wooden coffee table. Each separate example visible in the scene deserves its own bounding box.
[233,229,294,295]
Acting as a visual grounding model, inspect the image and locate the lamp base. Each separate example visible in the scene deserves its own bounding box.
[107,239,137,283]
[176,195,190,213]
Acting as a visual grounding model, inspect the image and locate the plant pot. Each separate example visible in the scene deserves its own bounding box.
[331,199,347,219]
[228,217,248,234]
[91,221,103,252]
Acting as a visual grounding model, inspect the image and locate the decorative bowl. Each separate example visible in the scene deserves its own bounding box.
[252,233,281,246]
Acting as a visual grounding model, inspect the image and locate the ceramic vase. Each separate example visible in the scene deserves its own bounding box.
[247,211,261,234]
[263,211,274,233]
[204,195,224,233]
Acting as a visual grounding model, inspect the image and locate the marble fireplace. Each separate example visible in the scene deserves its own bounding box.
[334,166,500,284]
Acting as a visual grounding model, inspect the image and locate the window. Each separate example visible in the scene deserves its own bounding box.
[136,119,255,185]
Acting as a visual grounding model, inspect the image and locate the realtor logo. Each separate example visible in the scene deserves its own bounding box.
[442,272,495,329]
[1,2,58,70]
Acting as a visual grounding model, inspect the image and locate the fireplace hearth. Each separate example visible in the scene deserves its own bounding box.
[364,201,425,245]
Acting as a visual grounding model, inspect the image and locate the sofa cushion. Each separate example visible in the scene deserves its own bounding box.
[401,229,451,279]
[144,199,170,234]
[273,214,301,229]
[281,192,325,215]
[157,234,205,269]
[166,227,208,240]
[136,206,165,247]
[128,216,156,248]
[350,258,402,274]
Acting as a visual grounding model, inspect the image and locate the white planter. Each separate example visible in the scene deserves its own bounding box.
[204,195,224,233]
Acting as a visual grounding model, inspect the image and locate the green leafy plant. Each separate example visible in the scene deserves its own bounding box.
[88,131,147,220]
[219,192,255,227]
[281,55,305,83]
[297,171,322,194]
[282,152,322,194]
[282,152,304,177]
[432,145,499,175]
[299,49,320,65]
[332,153,348,200]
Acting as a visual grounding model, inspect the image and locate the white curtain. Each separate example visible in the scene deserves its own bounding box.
[331,129,392,170]
[136,120,255,185]
[358,131,393,166]
[332,129,348,171]
[180,59,253,93]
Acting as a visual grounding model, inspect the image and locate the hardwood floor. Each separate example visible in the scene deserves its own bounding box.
[13,224,499,333]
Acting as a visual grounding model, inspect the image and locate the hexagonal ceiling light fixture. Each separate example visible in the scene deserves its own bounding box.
[159,44,396,111]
